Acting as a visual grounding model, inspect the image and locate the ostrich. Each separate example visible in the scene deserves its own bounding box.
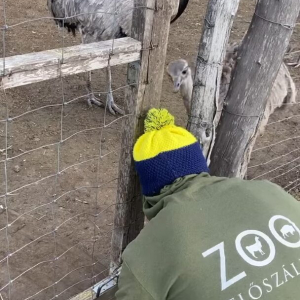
[48,0,190,115]
[167,42,297,136]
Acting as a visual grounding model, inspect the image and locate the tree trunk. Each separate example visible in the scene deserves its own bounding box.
[210,0,300,178]
[187,0,240,161]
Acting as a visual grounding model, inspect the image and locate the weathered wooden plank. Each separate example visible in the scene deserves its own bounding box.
[70,286,117,300]
[70,268,120,300]
[0,37,141,89]
[210,0,300,178]
[187,0,240,161]
[110,0,178,271]
[70,289,94,300]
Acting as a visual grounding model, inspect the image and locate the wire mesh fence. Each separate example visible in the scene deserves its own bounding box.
[0,0,299,299]
[245,16,300,199]
[248,95,300,198]
[0,0,156,299]
[212,2,300,197]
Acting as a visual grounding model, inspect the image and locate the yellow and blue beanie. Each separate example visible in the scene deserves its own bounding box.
[133,108,209,196]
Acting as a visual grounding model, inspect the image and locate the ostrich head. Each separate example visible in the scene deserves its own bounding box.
[167,59,193,114]
[167,59,192,93]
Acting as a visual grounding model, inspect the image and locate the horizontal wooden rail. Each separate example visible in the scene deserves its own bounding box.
[70,287,116,300]
[0,37,141,89]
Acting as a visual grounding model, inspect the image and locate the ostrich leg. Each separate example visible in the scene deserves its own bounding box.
[86,71,104,108]
[105,63,124,115]
[81,36,123,114]
[81,33,105,108]
[85,69,124,115]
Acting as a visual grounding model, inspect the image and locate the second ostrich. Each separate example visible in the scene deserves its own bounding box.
[167,43,297,136]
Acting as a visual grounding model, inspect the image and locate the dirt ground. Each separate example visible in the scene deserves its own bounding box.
[0,0,299,299]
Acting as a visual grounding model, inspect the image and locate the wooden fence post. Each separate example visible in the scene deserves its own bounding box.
[187,0,240,160]
[209,0,300,178]
[110,0,178,271]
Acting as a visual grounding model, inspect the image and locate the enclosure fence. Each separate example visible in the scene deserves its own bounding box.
[248,96,300,197]
[0,0,175,299]
[195,1,300,191]
[0,0,299,299]
[246,15,300,195]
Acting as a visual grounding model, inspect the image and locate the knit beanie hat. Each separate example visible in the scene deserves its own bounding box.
[133,108,209,196]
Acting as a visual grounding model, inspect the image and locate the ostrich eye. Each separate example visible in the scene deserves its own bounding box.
[182,69,187,75]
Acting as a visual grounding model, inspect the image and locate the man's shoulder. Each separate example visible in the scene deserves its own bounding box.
[195,175,290,198]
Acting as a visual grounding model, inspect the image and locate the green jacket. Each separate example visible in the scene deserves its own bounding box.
[116,174,300,300]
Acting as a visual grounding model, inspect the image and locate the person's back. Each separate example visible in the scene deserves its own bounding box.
[115,109,300,300]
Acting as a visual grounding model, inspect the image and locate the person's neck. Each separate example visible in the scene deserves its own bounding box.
[143,173,210,220]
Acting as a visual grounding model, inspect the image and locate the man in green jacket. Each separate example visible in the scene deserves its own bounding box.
[115,108,300,300]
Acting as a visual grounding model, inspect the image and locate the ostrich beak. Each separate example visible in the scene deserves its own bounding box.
[173,78,181,92]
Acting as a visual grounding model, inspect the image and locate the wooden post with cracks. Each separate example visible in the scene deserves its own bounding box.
[210,0,300,178]
[110,0,178,271]
[187,0,240,161]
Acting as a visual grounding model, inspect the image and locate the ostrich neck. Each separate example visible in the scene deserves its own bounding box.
[180,75,193,112]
